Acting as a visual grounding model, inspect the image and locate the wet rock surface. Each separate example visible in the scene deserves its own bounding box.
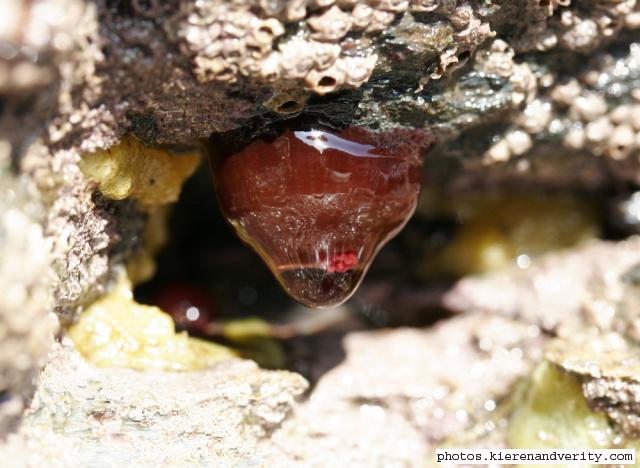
[444,237,640,332]
[275,314,544,466]
[2,316,541,466]
[445,236,640,442]
[3,0,640,318]
[2,342,307,466]
[1,238,640,463]
[3,0,640,465]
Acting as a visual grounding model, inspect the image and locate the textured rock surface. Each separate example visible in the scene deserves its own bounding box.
[1,316,542,466]
[2,342,307,466]
[274,315,544,466]
[445,236,640,441]
[3,0,640,463]
[22,144,115,324]
[0,0,89,157]
[444,237,640,332]
[0,155,57,436]
[3,238,640,462]
[2,0,636,155]
[3,0,640,320]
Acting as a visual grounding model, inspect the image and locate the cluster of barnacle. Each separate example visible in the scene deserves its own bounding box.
[483,97,551,164]
[422,2,494,83]
[485,39,640,165]
[170,1,373,95]
[477,39,539,164]
[557,0,638,52]
[32,0,108,151]
[476,40,536,107]
[0,0,116,332]
[514,0,640,52]
[555,43,640,161]
[486,88,640,165]
[555,81,640,160]
[170,0,494,98]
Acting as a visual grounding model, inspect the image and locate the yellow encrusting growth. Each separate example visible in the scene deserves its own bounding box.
[79,136,201,207]
[69,274,234,371]
[126,206,172,284]
[509,361,613,453]
[421,193,600,277]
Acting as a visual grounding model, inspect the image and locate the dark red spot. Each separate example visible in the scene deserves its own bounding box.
[210,126,431,308]
[152,283,215,332]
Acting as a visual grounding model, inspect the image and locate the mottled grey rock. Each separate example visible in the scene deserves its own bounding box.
[2,342,307,466]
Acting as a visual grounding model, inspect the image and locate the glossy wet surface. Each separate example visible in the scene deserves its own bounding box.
[211,126,429,307]
[277,267,363,309]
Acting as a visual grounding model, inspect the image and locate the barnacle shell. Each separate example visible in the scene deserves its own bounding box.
[305,65,345,94]
[308,5,352,41]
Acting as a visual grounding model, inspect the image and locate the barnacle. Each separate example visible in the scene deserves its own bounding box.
[308,6,352,41]
[168,0,506,99]
[305,65,345,94]
[264,87,310,114]
[351,3,374,30]
[365,9,396,33]
[409,0,440,13]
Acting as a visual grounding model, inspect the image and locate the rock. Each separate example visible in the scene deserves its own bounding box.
[22,144,113,324]
[2,342,307,465]
[6,238,640,462]
[1,314,546,465]
[443,237,640,332]
[547,332,640,439]
[273,314,545,466]
[0,157,57,436]
[444,237,640,441]
[3,0,640,463]
[3,0,640,320]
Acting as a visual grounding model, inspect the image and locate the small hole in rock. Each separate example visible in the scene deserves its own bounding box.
[318,76,336,89]
[277,100,300,113]
[458,50,471,62]
[259,26,274,35]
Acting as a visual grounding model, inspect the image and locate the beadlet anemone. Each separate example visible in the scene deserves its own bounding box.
[210,126,432,308]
